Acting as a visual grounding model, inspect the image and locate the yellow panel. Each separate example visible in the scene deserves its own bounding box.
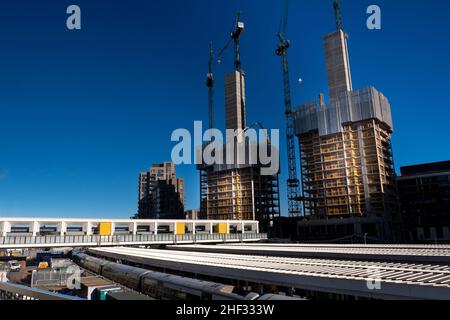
[99,222,112,236]
[10,250,22,257]
[176,223,185,235]
[217,223,228,234]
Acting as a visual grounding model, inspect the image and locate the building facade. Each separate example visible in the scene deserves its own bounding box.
[292,15,401,242]
[138,162,184,219]
[397,161,450,243]
[185,210,199,220]
[199,147,280,234]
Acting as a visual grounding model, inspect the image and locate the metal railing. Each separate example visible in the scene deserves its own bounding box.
[0,281,83,300]
[0,233,267,248]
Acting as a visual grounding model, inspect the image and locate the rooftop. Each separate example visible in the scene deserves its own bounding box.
[400,161,450,176]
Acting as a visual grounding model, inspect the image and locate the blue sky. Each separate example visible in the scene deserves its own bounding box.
[0,0,449,218]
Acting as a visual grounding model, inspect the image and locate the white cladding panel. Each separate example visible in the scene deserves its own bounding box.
[294,87,393,137]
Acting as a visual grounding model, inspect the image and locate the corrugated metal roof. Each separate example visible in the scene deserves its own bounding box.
[89,246,450,300]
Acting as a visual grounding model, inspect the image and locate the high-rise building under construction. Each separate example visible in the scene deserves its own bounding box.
[198,69,280,233]
[293,3,401,242]
[198,14,280,233]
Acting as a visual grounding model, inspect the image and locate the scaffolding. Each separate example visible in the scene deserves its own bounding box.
[294,87,399,235]
[198,142,280,233]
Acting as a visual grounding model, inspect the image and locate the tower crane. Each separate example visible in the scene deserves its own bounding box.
[206,42,214,131]
[217,11,245,71]
[276,0,302,217]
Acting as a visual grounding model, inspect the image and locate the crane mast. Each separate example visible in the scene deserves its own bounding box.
[206,42,214,131]
[276,0,302,217]
[231,11,244,71]
[334,0,343,31]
